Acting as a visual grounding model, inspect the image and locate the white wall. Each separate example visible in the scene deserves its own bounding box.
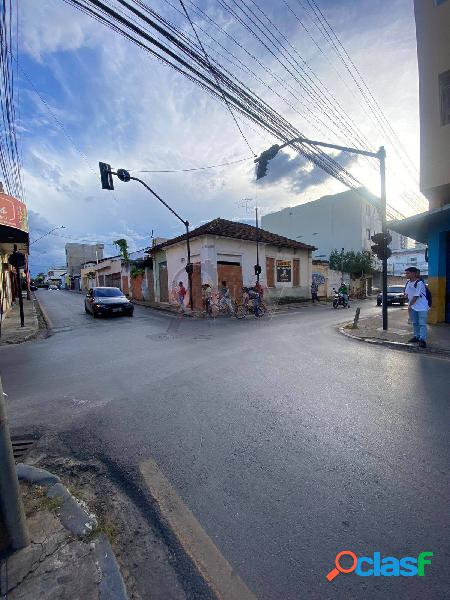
[261,188,382,259]
[414,0,450,205]
[388,248,428,276]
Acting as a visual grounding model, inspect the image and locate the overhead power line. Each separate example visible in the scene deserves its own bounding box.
[129,155,253,172]
[63,0,365,192]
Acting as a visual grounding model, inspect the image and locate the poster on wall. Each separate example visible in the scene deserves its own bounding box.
[276,260,291,282]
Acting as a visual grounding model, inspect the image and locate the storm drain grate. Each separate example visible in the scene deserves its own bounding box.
[11,438,37,463]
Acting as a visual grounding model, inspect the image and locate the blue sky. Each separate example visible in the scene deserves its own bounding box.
[17,0,423,274]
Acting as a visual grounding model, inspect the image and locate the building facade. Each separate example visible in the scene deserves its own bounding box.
[150,218,314,308]
[387,246,428,277]
[261,188,406,260]
[390,0,450,323]
[65,242,104,289]
[0,188,29,316]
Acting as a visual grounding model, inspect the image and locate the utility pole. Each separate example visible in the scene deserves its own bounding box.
[255,207,260,284]
[99,164,194,311]
[341,247,345,281]
[0,377,29,550]
[379,146,388,330]
[254,138,390,330]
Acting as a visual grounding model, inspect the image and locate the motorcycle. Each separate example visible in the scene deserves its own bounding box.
[333,291,349,309]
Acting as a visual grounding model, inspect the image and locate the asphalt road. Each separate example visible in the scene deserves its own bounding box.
[2,290,449,600]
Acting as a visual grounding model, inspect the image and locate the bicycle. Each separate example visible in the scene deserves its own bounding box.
[207,297,237,318]
[235,297,266,318]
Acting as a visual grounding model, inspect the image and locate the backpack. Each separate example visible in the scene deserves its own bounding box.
[413,279,432,308]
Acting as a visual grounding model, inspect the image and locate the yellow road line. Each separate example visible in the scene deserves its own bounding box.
[140,458,257,600]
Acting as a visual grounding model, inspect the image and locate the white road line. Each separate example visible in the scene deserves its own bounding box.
[140,458,256,600]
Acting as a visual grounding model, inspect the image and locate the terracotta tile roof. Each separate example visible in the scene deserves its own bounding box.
[150,218,316,252]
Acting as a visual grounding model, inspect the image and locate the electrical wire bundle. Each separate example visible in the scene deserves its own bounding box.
[62,0,425,219]
[0,0,23,200]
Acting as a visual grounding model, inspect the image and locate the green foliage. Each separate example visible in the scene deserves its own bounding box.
[130,266,145,279]
[86,271,96,279]
[329,249,374,277]
[113,238,129,262]
[35,272,46,283]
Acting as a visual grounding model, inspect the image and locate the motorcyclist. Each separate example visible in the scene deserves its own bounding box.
[338,282,349,306]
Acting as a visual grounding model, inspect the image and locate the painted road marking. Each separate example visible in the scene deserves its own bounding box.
[140,458,256,600]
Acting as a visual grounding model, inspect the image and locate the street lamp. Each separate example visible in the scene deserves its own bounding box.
[99,164,194,311]
[30,225,65,245]
[255,138,389,330]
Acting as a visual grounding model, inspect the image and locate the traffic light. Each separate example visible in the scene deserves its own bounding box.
[99,162,114,190]
[255,144,280,180]
[254,264,262,275]
[371,232,392,260]
[185,262,194,275]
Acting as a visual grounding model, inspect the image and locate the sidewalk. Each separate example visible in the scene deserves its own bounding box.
[132,297,324,317]
[0,294,41,345]
[340,307,450,357]
[1,464,128,600]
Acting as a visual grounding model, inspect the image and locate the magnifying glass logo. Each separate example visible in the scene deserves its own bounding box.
[326,550,357,581]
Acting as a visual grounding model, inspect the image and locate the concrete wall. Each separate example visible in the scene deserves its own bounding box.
[261,189,384,259]
[387,248,428,276]
[414,0,450,207]
[65,243,104,277]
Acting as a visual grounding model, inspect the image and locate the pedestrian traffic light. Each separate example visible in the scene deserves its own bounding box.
[254,264,262,275]
[255,144,280,180]
[99,162,114,190]
[185,262,194,275]
[371,232,392,260]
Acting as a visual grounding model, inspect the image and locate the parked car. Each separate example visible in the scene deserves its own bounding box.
[30,284,38,291]
[85,287,134,318]
[48,284,59,290]
[376,285,407,306]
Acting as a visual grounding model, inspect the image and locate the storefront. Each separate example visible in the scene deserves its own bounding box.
[0,190,29,317]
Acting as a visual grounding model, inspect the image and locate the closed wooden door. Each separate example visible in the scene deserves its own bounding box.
[159,262,169,302]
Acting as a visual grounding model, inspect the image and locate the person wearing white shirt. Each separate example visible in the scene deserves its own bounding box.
[404,266,429,348]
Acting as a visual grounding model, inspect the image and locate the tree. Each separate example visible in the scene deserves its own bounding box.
[35,272,46,283]
[329,249,374,277]
[113,238,129,262]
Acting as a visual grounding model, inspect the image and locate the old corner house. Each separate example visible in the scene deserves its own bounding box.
[149,218,315,308]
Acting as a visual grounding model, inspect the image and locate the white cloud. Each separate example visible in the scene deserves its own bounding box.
[20,0,100,62]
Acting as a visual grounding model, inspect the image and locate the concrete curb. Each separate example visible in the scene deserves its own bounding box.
[16,463,129,600]
[339,324,450,359]
[33,291,54,332]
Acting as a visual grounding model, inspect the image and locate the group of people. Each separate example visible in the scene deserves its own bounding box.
[176,280,264,316]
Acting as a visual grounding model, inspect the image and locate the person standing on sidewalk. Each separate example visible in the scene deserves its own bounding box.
[311,279,319,303]
[177,281,187,313]
[404,267,429,348]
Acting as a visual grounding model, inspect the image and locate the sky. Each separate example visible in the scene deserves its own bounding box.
[14,0,424,274]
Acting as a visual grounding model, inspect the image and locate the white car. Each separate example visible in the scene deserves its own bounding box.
[48,285,59,290]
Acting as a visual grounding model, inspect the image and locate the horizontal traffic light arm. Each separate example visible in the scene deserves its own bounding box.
[254,137,383,180]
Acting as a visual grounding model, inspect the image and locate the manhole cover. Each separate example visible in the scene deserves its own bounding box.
[11,437,37,462]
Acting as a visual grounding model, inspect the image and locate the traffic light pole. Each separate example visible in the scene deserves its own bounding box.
[100,164,194,311]
[379,146,388,330]
[255,207,260,284]
[121,175,194,312]
[255,138,390,330]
